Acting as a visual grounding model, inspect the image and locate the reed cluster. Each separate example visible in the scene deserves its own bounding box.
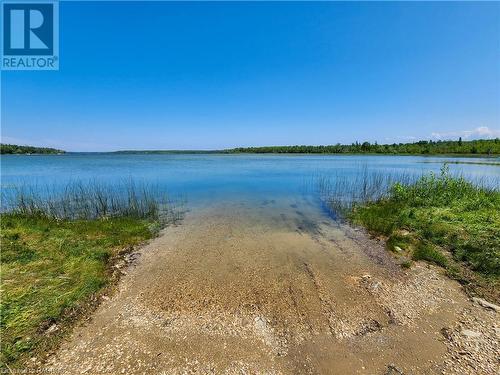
[2,180,176,222]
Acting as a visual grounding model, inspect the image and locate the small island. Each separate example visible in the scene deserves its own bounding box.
[0,144,65,155]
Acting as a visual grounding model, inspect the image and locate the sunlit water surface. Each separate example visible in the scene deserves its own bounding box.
[1,154,499,212]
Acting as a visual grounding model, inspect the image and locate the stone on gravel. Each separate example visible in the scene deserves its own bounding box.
[385,364,404,374]
[46,324,58,334]
[472,297,499,312]
[461,329,482,339]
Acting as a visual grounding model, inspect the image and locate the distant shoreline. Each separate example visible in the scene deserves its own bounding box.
[3,152,499,159]
[0,144,65,155]
[110,151,500,158]
[92,138,500,156]
[2,138,499,156]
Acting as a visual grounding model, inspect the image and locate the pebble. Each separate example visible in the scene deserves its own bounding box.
[461,329,482,338]
[46,324,58,334]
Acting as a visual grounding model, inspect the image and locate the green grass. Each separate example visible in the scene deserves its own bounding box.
[0,181,174,369]
[347,166,500,302]
[0,213,159,369]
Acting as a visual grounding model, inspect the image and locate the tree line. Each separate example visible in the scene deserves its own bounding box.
[224,138,499,155]
[0,144,65,155]
[2,139,499,155]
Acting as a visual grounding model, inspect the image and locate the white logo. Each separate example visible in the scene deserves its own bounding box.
[9,9,49,50]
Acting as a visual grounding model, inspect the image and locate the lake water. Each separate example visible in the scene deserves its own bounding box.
[1,154,498,211]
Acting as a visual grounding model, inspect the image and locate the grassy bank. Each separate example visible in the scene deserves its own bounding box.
[0,182,174,369]
[335,167,499,302]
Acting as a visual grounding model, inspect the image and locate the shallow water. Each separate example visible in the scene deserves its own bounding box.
[3,155,498,373]
[1,153,498,209]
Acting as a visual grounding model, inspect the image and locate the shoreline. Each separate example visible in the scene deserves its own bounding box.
[44,202,499,374]
[1,164,498,372]
[2,152,499,158]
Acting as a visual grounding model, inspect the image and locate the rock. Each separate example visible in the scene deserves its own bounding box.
[358,319,382,335]
[124,252,140,263]
[440,327,453,340]
[369,281,382,292]
[461,329,481,338]
[254,316,267,330]
[394,246,403,252]
[386,364,404,374]
[46,324,58,334]
[472,297,499,312]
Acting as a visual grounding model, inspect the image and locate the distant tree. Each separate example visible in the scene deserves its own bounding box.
[0,144,65,154]
[224,139,499,155]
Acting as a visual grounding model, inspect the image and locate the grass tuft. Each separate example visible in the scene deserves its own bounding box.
[412,242,449,268]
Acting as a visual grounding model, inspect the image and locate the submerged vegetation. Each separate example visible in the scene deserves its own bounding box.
[0,144,65,155]
[227,138,500,155]
[322,165,500,302]
[0,182,178,369]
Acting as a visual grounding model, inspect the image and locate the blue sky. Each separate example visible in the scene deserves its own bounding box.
[2,1,499,151]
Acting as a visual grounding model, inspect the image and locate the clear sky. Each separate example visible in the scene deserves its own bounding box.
[2,1,499,151]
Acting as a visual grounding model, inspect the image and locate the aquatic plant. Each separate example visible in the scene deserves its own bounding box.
[1,180,178,222]
[317,166,417,216]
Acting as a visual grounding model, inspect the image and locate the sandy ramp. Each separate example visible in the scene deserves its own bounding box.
[47,201,499,374]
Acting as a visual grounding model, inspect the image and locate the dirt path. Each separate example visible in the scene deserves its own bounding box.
[47,201,499,374]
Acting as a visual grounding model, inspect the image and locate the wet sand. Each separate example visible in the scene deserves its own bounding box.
[47,199,499,374]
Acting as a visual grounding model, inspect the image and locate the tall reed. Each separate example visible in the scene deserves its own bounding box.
[318,163,499,218]
[1,180,177,221]
[317,166,417,217]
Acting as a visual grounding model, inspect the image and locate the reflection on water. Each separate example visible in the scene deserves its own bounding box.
[419,160,500,167]
[1,154,499,211]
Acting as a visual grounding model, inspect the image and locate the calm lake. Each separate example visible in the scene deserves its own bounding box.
[1,154,499,210]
